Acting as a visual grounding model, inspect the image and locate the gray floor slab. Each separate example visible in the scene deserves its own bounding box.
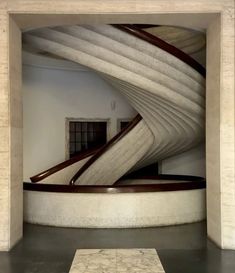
[0,221,234,273]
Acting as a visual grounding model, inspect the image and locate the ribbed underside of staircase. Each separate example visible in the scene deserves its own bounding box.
[23,25,205,185]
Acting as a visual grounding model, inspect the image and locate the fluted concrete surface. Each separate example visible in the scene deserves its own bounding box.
[39,157,91,184]
[145,26,206,54]
[23,25,205,185]
[77,119,153,185]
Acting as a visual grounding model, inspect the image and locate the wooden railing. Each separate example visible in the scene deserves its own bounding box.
[112,24,206,77]
[69,114,142,185]
[24,174,206,193]
[132,24,160,29]
[30,147,100,183]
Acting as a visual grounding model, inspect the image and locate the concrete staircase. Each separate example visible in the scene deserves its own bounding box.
[24,25,205,185]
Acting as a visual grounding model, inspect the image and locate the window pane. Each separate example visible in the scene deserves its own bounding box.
[81,122,87,131]
[70,122,75,131]
[75,122,81,131]
[81,132,87,142]
[100,122,106,131]
[75,143,81,151]
[68,121,107,158]
[87,122,93,131]
[75,132,81,142]
[70,143,75,153]
[87,131,94,142]
[70,132,75,142]
[81,142,87,150]
[120,121,130,131]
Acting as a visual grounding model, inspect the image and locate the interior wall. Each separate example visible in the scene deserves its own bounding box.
[160,144,205,177]
[206,16,222,247]
[23,53,136,181]
[0,11,10,252]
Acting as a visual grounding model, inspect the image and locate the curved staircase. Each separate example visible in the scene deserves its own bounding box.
[24,24,205,186]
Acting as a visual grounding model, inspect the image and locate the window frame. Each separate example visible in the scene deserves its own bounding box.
[65,117,111,159]
[117,118,132,132]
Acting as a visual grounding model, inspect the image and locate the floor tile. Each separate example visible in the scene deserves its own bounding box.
[69,249,165,273]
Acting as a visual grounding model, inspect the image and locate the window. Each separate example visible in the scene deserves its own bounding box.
[117,119,131,132]
[67,120,108,158]
[120,121,130,131]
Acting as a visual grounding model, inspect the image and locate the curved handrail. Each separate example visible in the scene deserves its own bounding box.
[69,114,142,185]
[30,147,100,183]
[24,174,206,193]
[112,24,206,77]
[132,24,160,29]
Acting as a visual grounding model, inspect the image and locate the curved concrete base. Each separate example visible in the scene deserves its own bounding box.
[23,188,206,228]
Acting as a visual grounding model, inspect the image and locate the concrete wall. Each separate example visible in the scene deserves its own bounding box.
[23,53,136,181]
[0,15,23,251]
[206,14,235,249]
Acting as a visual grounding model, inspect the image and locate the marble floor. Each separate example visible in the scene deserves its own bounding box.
[69,249,165,273]
[0,221,235,273]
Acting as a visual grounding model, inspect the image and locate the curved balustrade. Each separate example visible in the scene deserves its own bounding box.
[24,174,206,193]
[24,174,206,228]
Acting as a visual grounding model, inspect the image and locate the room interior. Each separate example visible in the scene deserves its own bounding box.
[0,1,234,272]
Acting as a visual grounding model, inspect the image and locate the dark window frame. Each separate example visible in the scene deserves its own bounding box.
[117,118,132,132]
[65,118,110,159]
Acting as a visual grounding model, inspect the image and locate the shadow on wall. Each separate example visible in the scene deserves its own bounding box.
[159,144,205,177]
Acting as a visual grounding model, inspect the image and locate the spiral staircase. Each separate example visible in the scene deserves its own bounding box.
[23,24,206,186]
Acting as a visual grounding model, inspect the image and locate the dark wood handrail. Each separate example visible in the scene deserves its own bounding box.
[132,24,160,29]
[112,24,206,77]
[30,147,100,183]
[69,114,142,185]
[24,174,206,193]
[119,173,204,182]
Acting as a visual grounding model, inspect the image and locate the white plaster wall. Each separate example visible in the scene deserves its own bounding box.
[160,144,205,177]
[23,53,136,181]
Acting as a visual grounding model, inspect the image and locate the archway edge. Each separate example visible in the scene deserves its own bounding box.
[13,13,216,30]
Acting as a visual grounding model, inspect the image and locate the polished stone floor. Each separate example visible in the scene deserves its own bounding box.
[0,221,234,273]
[69,249,165,273]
